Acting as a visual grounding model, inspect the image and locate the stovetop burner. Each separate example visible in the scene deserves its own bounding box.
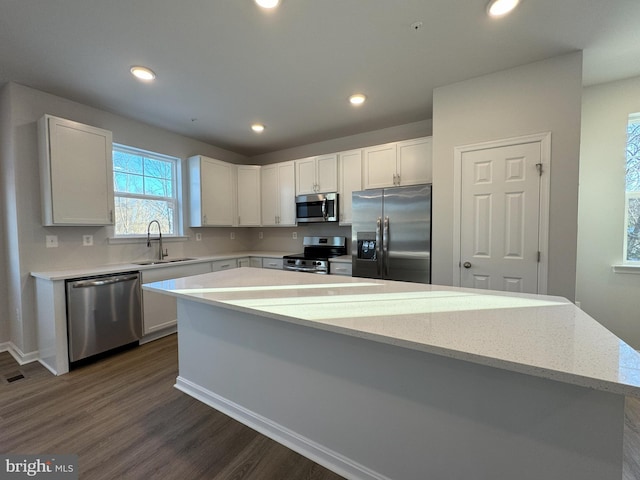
[283,236,347,274]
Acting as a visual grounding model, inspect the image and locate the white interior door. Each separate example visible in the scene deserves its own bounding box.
[459,141,542,293]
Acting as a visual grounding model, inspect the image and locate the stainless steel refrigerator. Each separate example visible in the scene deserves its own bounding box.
[352,184,431,283]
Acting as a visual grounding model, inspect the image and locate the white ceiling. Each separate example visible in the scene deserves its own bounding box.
[1,0,639,156]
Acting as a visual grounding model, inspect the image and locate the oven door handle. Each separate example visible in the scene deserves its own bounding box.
[284,266,327,273]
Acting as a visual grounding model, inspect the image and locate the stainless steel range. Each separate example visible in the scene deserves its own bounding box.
[283,236,347,274]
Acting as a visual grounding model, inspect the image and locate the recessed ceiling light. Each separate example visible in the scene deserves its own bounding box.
[487,0,520,17]
[130,66,156,81]
[251,123,265,133]
[255,0,280,8]
[349,93,367,106]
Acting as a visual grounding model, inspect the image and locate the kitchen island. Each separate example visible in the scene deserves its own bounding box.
[143,268,640,480]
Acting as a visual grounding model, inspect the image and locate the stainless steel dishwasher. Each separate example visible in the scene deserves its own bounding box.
[66,272,143,363]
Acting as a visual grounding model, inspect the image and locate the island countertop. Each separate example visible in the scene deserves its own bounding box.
[143,267,640,397]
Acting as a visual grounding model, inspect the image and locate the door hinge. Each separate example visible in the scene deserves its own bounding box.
[537,251,541,262]
[535,163,543,176]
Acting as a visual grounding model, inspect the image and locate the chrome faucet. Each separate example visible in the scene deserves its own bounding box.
[147,220,167,261]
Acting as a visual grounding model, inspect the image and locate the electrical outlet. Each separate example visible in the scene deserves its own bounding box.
[292,232,298,239]
[195,232,202,241]
[230,232,235,240]
[82,235,93,246]
[46,235,58,248]
[258,232,264,240]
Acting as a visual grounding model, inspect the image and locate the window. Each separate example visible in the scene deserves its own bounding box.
[112,144,180,236]
[625,114,640,261]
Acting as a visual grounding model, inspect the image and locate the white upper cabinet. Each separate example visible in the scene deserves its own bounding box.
[38,114,114,226]
[295,154,338,195]
[237,165,261,226]
[396,137,433,186]
[338,149,363,225]
[363,142,397,190]
[261,161,296,226]
[363,137,432,189]
[189,155,236,227]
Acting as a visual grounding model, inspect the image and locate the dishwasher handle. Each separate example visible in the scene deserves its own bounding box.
[71,274,139,288]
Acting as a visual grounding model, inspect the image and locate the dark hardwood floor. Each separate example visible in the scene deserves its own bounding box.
[2,335,640,479]
[0,335,344,480]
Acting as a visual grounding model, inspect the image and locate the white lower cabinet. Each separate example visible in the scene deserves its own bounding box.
[330,262,352,276]
[262,258,284,270]
[237,257,251,267]
[211,258,238,272]
[250,257,263,268]
[141,262,212,335]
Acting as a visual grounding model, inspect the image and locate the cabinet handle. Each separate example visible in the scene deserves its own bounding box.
[203,214,207,224]
[397,173,400,185]
[238,216,241,225]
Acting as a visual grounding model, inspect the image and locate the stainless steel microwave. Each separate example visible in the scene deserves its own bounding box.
[295,193,339,223]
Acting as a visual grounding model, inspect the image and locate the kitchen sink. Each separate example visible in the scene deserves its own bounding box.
[134,257,195,265]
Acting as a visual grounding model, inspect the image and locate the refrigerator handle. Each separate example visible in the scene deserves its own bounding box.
[383,216,390,277]
[376,217,382,276]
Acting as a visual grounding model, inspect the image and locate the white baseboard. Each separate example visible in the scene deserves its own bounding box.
[139,325,177,345]
[0,341,39,365]
[175,376,390,480]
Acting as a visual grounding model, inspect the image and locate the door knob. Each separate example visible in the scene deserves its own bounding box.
[463,262,472,269]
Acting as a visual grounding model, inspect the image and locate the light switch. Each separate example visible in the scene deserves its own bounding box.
[195,232,202,241]
[46,235,58,248]
[292,232,298,239]
[82,235,93,246]
[230,232,235,240]
[258,232,264,240]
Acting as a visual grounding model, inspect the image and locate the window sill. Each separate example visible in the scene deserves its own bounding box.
[108,235,190,245]
[612,264,640,275]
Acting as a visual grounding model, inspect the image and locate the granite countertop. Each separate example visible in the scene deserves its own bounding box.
[30,251,295,281]
[143,267,640,398]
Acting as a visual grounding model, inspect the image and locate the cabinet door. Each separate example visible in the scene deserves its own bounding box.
[277,161,297,226]
[338,149,362,225]
[141,262,211,335]
[397,137,432,186]
[39,115,114,225]
[237,165,261,226]
[295,157,318,195]
[200,158,235,226]
[316,154,338,193]
[261,164,279,226]
[363,143,397,189]
[250,257,263,268]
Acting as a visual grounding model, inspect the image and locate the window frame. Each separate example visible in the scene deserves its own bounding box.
[624,114,640,263]
[112,143,182,238]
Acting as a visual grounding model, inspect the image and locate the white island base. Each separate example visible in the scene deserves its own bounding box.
[173,298,623,480]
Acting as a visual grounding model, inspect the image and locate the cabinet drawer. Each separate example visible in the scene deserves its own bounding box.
[212,259,238,271]
[262,258,284,270]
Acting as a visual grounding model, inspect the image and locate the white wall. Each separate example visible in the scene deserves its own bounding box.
[432,52,583,301]
[577,75,640,349]
[0,85,11,345]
